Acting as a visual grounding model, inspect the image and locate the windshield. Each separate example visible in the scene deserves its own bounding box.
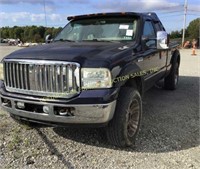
[54,17,138,42]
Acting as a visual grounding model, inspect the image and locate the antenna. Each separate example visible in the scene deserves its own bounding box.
[182,0,188,47]
[43,0,47,27]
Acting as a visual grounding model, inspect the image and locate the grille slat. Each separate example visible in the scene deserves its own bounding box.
[16,63,20,88]
[9,63,13,87]
[66,66,69,92]
[5,63,9,87]
[39,65,43,91]
[61,66,64,93]
[3,60,80,98]
[24,64,28,90]
[72,66,76,91]
[20,64,24,89]
[55,66,59,93]
[44,66,48,92]
[34,65,37,91]
[12,63,15,87]
[29,64,35,90]
[49,65,53,92]
[52,65,56,92]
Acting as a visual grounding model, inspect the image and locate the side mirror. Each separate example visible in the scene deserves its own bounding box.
[141,35,156,50]
[45,34,52,44]
[157,31,169,49]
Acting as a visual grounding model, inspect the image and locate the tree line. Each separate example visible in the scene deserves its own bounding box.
[170,18,199,41]
[0,18,199,43]
[0,26,62,43]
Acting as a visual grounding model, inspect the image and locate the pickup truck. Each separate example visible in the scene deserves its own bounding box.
[0,12,180,147]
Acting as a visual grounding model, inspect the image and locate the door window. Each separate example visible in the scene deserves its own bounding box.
[143,21,156,47]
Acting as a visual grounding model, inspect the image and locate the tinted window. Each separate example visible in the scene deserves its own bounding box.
[154,22,164,31]
[143,21,156,38]
[54,17,138,42]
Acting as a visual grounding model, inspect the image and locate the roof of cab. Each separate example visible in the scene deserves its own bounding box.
[67,12,160,22]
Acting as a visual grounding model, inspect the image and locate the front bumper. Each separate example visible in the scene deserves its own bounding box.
[0,94,116,124]
[0,79,118,125]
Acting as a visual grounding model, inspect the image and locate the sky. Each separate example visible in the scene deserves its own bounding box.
[0,0,199,33]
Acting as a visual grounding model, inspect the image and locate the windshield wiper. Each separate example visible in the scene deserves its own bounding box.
[54,39,74,42]
[97,40,120,43]
[82,39,119,43]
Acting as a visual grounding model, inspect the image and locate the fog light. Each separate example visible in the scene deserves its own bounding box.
[17,102,25,109]
[43,106,50,114]
[59,108,68,116]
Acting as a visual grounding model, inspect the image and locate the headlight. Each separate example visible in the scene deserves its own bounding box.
[81,68,112,89]
[0,63,4,80]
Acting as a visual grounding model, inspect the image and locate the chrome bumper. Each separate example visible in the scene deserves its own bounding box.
[0,95,116,124]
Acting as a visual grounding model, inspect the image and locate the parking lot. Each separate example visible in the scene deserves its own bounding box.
[0,46,199,169]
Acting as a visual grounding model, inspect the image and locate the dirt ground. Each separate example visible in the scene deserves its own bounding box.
[0,45,199,169]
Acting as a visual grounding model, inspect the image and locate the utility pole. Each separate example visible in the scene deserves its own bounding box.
[199,22,200,49]
[43,0,47,27]
[182,0,188,47]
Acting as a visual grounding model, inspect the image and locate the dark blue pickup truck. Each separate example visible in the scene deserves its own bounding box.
[0,12,180,147]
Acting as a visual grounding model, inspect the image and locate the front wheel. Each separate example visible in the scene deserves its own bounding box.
[106,87,142,147]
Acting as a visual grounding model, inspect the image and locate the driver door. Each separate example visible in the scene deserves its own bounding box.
[140,20,160,90]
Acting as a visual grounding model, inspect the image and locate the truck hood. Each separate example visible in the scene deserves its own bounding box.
[4,41,134,67]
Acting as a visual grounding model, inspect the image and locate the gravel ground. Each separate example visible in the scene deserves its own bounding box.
[0,46,199,169]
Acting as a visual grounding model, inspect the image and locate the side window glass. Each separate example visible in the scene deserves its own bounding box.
[143,21,156,38]
[143,21,156,47]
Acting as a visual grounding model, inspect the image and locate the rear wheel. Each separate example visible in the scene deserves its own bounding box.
[106,87,142,147]
[164,62,179,90]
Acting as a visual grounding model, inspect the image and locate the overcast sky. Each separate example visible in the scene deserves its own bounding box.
[0,0,199,32]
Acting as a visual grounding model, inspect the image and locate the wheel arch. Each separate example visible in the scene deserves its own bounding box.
[112,64,144,97]
[123,77,144,96]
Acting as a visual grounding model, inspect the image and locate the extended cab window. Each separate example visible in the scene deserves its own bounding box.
[54,17,138,42]
[154,22,165,31]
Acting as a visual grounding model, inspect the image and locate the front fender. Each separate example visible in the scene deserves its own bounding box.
[112,63,144,88]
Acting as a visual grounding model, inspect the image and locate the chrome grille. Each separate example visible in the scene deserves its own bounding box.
[3,59,80,98]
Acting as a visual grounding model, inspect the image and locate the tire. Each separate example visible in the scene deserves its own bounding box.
[164,61,179,90]
[106,87,142,147]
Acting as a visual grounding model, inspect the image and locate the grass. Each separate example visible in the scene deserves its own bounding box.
[0,109,6,117]
[21,123,32,130]
[24,137,31,147]
[0,117,10,134]
[0,112,33,156]
[13,150,22,160]
[31,148,40,157]
[7,134,22,151]
[7,126,22,150]
[0,121,9,128]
